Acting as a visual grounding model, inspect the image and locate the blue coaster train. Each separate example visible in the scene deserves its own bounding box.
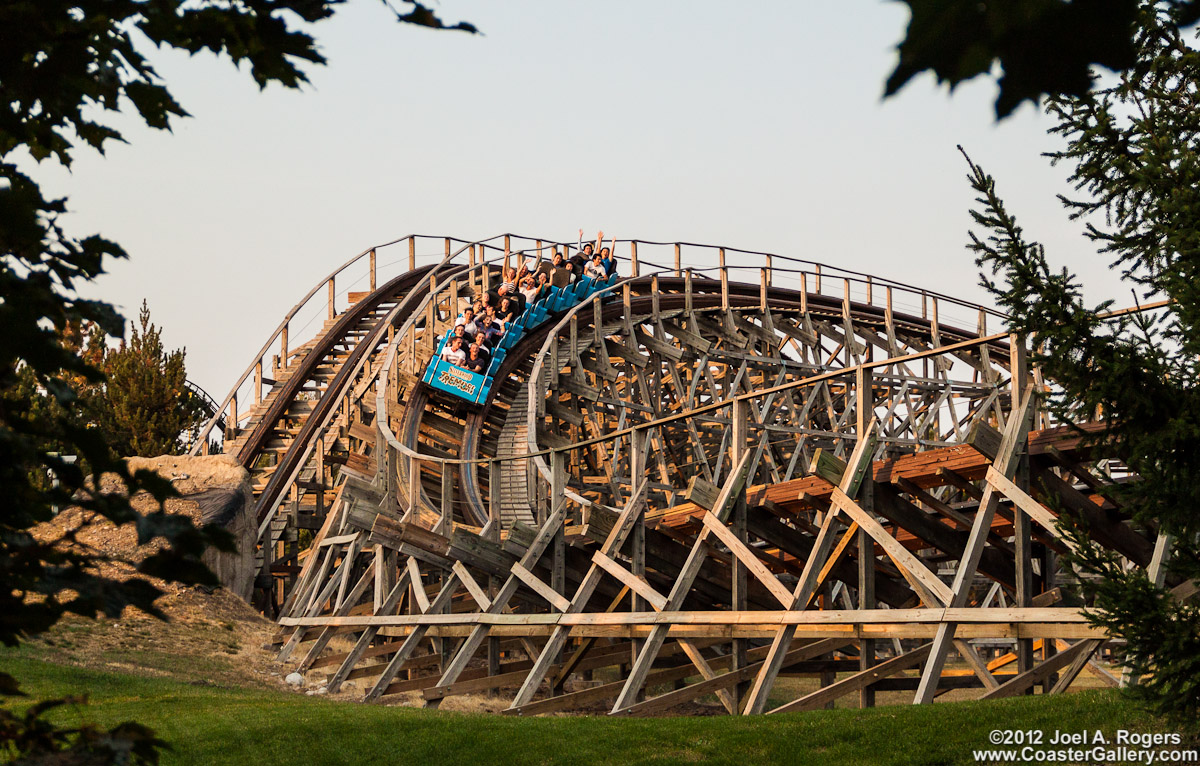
[423,274,618,405]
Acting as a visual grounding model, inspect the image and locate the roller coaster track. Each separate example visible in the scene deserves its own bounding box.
[202,234,1162,714]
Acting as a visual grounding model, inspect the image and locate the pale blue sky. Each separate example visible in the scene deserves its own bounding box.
[26,1,1123,395]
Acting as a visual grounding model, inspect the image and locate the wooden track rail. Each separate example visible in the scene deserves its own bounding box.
[208,234,1161,712]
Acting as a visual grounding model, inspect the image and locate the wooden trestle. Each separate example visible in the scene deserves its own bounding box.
[204,234,1156,714]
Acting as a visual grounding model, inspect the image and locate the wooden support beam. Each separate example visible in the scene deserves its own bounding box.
[981,639,1101,700]
[769,643,933,714]
[914,384,1035,704]
[742,422,878,715]
[610,452,753,713]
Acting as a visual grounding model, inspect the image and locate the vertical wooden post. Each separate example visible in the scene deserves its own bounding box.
[719,248,729,311]
[650,275,660,319]
[856,365,876,708]
[229,392,238,436]
[760,268,769,312]
[630,429,647,699]
[254,361,263,405]
[731,398,750,702]
[315,445,326,518]
[674,243,682,277]
[799,272,808,314]
[684,270,693,315]
[866,275,873,305]
[488,636,501,696]
[488,459,502,541]
[439,462,453,537]
[327,278,336,320]
[409,237,416,271]
[408,454,421,516]
[370,248,377,290]
[550,450,567,666]
[1010,334,1034,681]
[814,264,822,294]
[427,273,438,350]
[622,283,633,334]
[468,244,477,293]
[630,241,639,278]
[504,235,511,272]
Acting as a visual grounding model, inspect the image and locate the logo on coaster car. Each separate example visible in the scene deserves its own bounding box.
[438,365,477,396]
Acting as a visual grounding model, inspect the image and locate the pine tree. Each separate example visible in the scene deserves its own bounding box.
[961,2,1200,723]
[97,301,204,457]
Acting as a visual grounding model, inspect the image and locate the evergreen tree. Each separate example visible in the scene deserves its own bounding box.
[98,302,204,457]
[961,2,1200,723]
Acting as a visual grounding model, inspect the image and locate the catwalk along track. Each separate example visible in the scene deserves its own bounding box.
[194,233,1162,714]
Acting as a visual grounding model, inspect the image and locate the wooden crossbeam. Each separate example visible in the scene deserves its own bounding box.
[914,385,1035,704]
[326,565,412,693]
[982,639,1102,699]
[769,642,933,714]
[615,639,850,717]
[742,421,878,715]
[609,452,753,713]
[507,479,650,710]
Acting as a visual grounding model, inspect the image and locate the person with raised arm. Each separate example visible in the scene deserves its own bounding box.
[599,235,618,278]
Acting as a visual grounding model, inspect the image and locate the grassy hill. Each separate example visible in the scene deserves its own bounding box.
[3,644,1174,766]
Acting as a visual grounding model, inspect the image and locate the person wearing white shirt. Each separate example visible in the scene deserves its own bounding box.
[440,336,467,366]
[455,307,480,338]
[584,252,607,280]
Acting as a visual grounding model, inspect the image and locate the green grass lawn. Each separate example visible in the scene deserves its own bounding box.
[1,651,1175,766]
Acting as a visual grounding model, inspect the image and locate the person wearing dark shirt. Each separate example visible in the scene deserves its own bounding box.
[569,247,589,278]
[474,331,492,354]
[464,344,489,374]
[497,296,519,325]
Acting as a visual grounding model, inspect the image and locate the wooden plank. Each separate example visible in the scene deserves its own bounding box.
[831,487,952,606]
[769,643,933,714]
[915,386,1035,704]
[741,423,878,715]
[982,639,1100,699]
[511,562,571,613]
[614,639,850,717]
[452,561,492,610]
[701,512,793,607]
[591,552,667,610]
[985,467,1078,554]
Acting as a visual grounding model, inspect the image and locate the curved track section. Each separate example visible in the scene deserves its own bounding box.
[208,234,1152,713]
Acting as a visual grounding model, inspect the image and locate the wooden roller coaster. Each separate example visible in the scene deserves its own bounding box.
[192,233,1163,714]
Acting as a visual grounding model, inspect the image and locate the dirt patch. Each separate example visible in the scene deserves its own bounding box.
[24,454,291,690]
